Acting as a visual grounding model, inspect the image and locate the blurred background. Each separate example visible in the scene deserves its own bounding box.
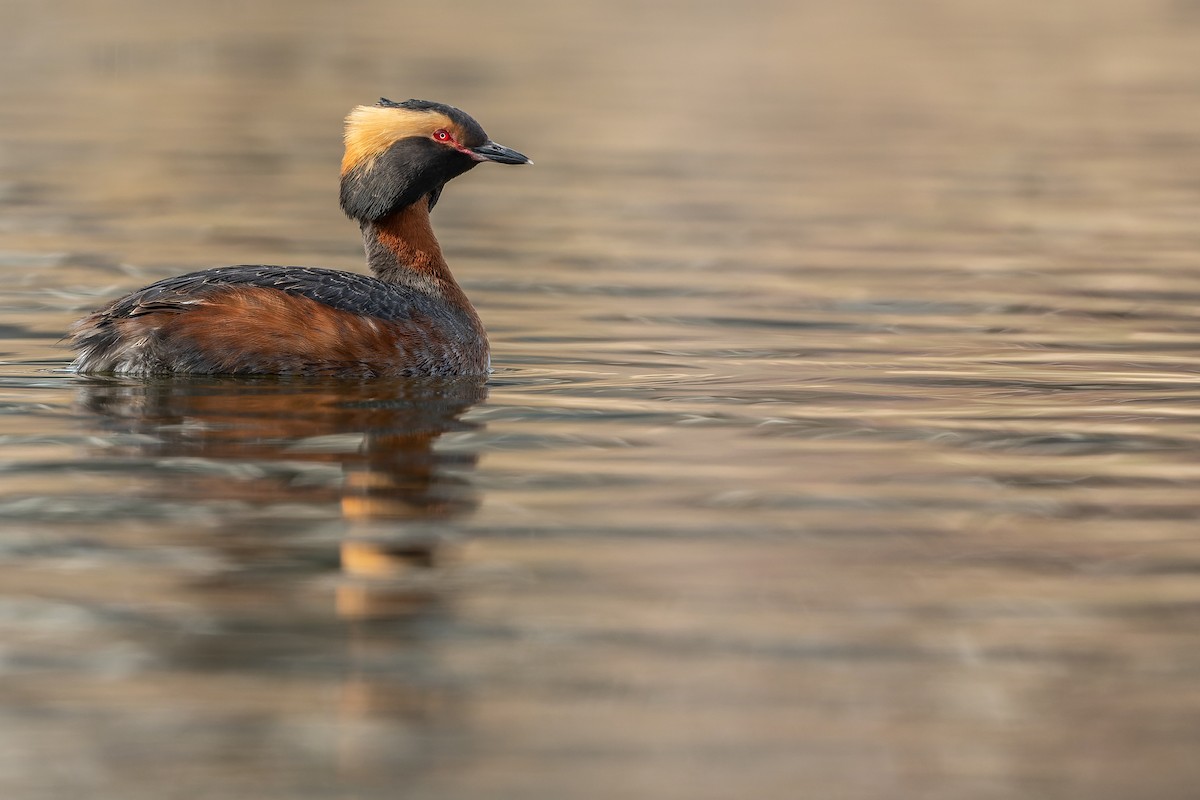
[4,1,1200,798]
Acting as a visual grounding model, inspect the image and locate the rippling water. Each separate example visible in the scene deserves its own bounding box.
[4,1,1200,798]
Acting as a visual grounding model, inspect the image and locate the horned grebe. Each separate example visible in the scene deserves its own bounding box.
[69,98,530,376]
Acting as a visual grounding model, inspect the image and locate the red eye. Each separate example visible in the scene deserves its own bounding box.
[433,129,452,142]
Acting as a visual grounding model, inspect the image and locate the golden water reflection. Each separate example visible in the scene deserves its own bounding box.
[79,376,487,621]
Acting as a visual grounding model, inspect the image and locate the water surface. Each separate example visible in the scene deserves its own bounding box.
[4,1,1200,798]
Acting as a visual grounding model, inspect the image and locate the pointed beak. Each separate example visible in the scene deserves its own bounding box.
[469,140,532,165]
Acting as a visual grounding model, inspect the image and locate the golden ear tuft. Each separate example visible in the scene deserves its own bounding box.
[341,105,450,174]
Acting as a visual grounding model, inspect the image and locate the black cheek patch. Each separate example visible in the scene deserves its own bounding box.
[340,137,478,222]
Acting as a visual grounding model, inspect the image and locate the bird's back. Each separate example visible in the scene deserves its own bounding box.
[69,265,490,377]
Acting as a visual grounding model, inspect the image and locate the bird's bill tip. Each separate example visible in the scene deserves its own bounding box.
[470,140,531,165]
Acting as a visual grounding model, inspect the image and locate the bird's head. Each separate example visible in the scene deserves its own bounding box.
[339,98,530,222]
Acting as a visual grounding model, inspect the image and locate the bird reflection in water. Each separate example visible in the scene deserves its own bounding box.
[76,375,488,619]
[76,376,488,777]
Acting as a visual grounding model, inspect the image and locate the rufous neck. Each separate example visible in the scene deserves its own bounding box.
[362,201,462,296]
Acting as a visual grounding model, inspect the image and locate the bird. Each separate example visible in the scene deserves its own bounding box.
[68,98,531,377]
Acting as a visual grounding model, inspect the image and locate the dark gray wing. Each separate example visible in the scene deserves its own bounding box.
[101,265,426,322]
